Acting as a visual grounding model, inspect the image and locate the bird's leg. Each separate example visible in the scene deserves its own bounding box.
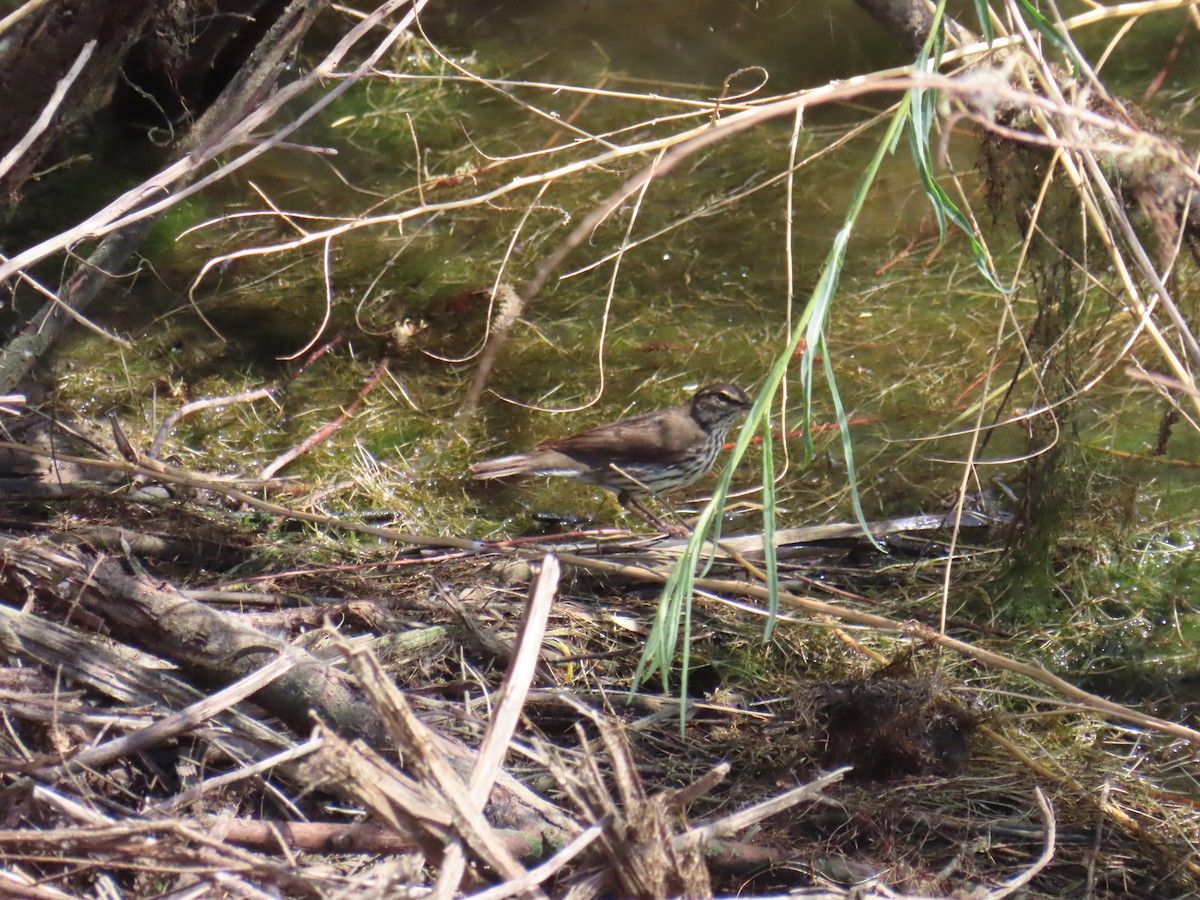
[618,490,689,537]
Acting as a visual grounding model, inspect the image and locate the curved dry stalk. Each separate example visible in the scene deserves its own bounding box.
[150,389,275,460]
[984,787,1056,900]
[462,142,665,413]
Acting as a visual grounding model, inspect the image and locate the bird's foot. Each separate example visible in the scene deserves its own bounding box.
[620,492,690,537]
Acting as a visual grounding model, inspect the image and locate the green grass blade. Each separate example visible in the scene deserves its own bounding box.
[972,0,995,45]
[821,332,876,544]
[906,2,1008,292]
[636,93,914,709]
[1014,0,1083,73]
[761,407,780,642]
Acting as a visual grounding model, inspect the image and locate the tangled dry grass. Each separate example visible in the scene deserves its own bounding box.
[0,426,1197,897]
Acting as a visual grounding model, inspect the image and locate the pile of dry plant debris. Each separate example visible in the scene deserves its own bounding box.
[1,419,1198,899]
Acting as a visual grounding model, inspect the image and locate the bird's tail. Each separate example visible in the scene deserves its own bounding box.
[470,454,538,480]
[471,451,582,480]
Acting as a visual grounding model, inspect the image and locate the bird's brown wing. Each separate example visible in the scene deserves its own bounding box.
[538,402,703,464]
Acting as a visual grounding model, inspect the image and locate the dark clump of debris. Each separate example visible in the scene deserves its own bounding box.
[808,666,979,780]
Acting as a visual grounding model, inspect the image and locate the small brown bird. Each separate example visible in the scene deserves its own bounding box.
[471,383,752,532]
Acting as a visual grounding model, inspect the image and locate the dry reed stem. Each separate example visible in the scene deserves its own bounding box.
[30,652,297,781]
[334,635,544,897]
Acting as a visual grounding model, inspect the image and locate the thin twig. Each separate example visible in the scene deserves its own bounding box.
[259,357,390,480]
[684,766,850,845]
[150,389,275,460]
[0,0,429,287]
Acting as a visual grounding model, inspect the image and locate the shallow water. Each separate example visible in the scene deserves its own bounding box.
[5,2,1199,683]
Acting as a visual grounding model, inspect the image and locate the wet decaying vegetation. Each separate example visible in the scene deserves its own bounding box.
[0,0,1198,896]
